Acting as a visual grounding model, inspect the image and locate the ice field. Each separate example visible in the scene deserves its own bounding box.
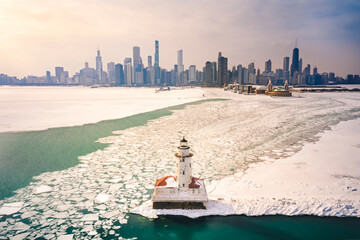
[0,88,360,239]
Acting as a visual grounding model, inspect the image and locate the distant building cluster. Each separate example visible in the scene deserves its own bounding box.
[0,42,359,86]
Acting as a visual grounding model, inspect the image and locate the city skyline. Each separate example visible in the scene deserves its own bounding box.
[0,0,359,77]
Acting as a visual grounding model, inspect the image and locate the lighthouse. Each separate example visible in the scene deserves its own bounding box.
[175,137,193,189]
[152,138,208,209]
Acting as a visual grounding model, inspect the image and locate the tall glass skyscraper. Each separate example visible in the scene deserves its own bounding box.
[154,40,160,82]
[291,48,299,77]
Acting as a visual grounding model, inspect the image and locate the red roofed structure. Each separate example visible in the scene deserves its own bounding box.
[152,138,208,209]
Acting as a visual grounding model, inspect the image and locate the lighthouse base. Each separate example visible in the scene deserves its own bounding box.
[152,201,206,209]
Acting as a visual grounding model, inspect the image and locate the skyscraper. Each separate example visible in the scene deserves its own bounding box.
[290,48,299,77]
[189,65,196,84]
[204,62,213,87]
[217,52,228,86]
[148,56,152,68]
[46,71,51,83]
[107,62,115,84]
[265,59,272,72]
[283,57,290,80]
[155,40,159,67]
[299,58,303,74]
[133,46,143,85]
[154,40,160,82]
[248,62,256,84]
[115,63,124,86]
[237,65,243,84]
[177,49,184,73]
[124,58,132,85]
[96,49,103,82]
[55,67,64,83]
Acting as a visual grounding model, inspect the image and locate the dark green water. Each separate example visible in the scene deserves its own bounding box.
[0,99,226,200]
[116,214,360,240]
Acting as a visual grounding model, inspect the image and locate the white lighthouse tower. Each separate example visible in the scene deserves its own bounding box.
[175,137,193,189]
[152,138,208,209]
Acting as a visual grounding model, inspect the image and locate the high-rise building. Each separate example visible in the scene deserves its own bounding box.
[204,61,213,87]
[107,62,115,84]
[313,66,318,75]
[177,49,184,73]
[303,64,311,77]
[299,58,303,74]
[115,64,124,86]
[79,62,96,85]
[290,48,299,77]
[148,56,152,68]
[283,57,290,80]
[217,52,228,86]
[124,58,133,85]
[133,46,143,84]
[265,59,272,72]
[46,71,51,83]
[189,65,196,84]
[211,62,217,84]
[96,49,103,82]
[243,68,248,83]
[154,40,160,82]
[237,65,243,84]
[248,62,255,75]
[248,62,256,84]
[55,67,64,83]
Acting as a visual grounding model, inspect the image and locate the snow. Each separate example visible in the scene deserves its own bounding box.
[57,234,74,240]
[0,202,24,215]
[95,193,111,203]
[1,88,360,237]
[0,86,205,132]
[34,185,53,194]
[132,89,360,218]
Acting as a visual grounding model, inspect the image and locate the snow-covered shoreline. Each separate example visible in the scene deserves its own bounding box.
[132,118,360,218]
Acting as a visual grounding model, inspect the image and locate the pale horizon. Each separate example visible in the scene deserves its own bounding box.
[1,0,359,78]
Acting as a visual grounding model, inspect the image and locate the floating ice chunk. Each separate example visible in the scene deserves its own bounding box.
[44,234,56,239]
[53,212,69,219]
[80,214,99,221]
[12,222,30,231]
[21,211,37,219]
[109,184,122,192]
[95,204,107,210]
[9,233,30,240]
[81,225,94,232]
[95,193,110,203]
[0,202,24,215]
[57,234,74,240]
[88,231,97,236]
[34,185,53,194]
[57,205,72,211]
[108,158,120,162]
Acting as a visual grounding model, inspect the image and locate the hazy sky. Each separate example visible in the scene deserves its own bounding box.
[1,0,359,78]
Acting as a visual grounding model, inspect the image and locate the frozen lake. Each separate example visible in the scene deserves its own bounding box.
[1,87,360,239]
[0,86,205,132]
